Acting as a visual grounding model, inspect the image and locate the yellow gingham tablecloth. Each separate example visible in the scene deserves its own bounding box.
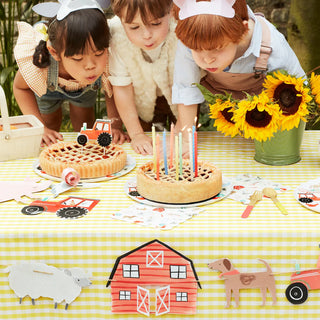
[1,131,320,319]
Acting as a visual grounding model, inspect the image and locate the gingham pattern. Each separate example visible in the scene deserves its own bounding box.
[1,131,320,319]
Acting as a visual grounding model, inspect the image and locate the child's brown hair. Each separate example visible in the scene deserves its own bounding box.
[111,0,173,24]
[175,0,249,50]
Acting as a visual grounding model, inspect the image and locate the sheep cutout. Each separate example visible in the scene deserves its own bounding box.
[4,262,92,310]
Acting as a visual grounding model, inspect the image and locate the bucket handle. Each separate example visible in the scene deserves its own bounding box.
[0,86,11,139]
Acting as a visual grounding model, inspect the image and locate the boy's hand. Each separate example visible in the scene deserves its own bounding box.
[131,133,153,155]
[41,127,63,147]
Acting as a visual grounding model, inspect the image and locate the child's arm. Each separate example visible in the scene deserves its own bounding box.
[105,95,130,144]
[113,84,153,155]
[13,70,63,146]
[175,103,198,156]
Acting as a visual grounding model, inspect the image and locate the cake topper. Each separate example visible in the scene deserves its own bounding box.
[77,119,112,147]
[32,0,110,20]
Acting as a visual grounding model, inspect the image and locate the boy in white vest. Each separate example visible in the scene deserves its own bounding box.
[108,0,178,155]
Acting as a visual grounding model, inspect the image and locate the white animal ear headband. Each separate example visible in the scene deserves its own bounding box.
[33,0,110,21]
[173,0,236,20]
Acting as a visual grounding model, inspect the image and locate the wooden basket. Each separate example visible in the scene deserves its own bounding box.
[0,85,44,161]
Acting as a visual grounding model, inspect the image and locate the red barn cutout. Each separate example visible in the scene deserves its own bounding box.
[106,239,201,316]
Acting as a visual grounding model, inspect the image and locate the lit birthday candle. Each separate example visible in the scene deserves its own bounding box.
[169,123,174,168]
[175,134,179,181]
[163,129,168,175]
[152,125,156,172]
[179,131,183,176]
[192,125,195,171]
[156,134,160,180]
[194,130,198,177]
[188,129,194,180]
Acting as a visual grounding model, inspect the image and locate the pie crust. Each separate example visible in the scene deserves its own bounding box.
[136,160,222,204]
[39,141,127,178]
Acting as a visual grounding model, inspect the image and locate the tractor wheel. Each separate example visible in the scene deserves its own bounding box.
[21,205,45,215]
[77,134,88,146]
[97,132,112,147]
[298,197,313,204]
[56,207,88,219]
[285,282,308,304]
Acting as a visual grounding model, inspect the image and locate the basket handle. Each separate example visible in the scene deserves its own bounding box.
[0,85,11,139]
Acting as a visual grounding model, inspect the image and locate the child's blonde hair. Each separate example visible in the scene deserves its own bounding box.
[111,0,172,24]
[174,0,249,50]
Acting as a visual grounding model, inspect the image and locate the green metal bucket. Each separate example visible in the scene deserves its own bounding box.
[254,121,305,166]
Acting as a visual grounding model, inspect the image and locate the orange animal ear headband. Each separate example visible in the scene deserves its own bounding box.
[173,0,236,20]
[32,0,110,20]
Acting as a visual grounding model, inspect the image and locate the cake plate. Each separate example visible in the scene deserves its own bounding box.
[294,177,320,213]
[33,155,136,183]
[124,177,233,208]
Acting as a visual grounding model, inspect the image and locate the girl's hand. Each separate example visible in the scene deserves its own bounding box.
[41,127,63,147]
[112,127,130,145]
[131,133,153,155]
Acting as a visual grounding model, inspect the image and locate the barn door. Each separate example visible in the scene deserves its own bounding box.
[156,285,170,316]
[137,286,150,316]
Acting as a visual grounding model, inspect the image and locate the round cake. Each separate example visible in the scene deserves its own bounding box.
[136,160,222,204]
[39,141,127,179]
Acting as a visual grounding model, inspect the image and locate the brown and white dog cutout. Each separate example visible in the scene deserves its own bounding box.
[208,258,277,308]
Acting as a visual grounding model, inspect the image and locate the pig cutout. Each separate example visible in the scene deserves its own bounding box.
[0,178,51,203]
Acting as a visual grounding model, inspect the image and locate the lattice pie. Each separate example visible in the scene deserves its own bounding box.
[136,160,222,204]
[39,141,126,178]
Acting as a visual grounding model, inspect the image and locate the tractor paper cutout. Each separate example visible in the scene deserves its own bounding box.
[77,119,112,147]
[21,196,99,219]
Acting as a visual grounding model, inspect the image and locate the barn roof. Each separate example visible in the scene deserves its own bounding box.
[106,239,201,288]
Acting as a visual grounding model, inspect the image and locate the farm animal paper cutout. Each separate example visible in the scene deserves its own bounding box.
[107,239,201,316]
[21,196,100,219]
[4,262,92,310]
[285,244,320,304]
[208,258,277,308]
[0,178,51,203]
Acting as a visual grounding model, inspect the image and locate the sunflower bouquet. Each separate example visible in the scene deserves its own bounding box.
[197,70,320,142]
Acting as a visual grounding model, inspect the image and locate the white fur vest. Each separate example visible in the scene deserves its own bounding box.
[109,17,178,123]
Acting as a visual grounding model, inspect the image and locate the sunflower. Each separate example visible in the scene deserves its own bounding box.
[263,71,312,131]
[209,98,239,137]
[232,92,281,142]
[310,72,320,105]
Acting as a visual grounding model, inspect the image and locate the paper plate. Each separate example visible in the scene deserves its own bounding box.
[294,178,320,213]
[124,177,233,208]
[33,155,136,183]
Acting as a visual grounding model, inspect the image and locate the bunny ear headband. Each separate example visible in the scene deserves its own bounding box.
[173,0,236,20]
[33,0,110,20]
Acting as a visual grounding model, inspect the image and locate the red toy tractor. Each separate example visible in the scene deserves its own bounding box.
[77,119,112,147]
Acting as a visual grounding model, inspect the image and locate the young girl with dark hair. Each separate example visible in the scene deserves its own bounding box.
[172,0,305,153]
[13,0,113,146]
[108,0,178,155]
